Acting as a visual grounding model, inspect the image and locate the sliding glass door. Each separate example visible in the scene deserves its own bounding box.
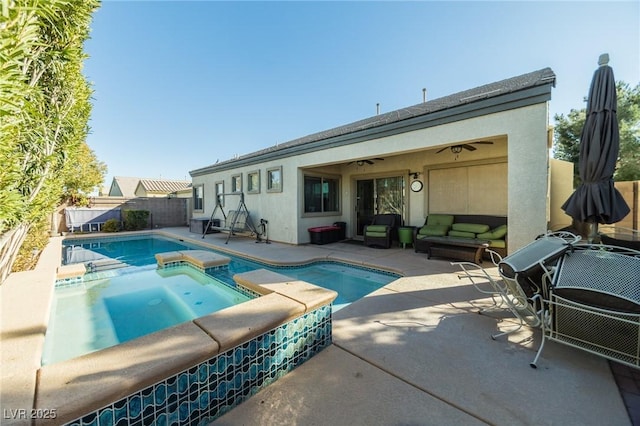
[355,176,404,237]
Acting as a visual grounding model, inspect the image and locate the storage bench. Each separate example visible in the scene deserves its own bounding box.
[308,225,341,245]
[190,218,220,234]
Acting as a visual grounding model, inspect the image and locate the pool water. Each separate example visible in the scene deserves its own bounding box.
[62,236,195,267]
[62,235,397,308]
[47,235,398,364]
[42,266,250,365]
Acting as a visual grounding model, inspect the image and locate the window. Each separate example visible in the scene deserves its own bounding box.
[304,175,339,213]
[267,166,282,193]
[193,185,204,212]
[231,174,242,193]
[215,181,224,207]
[247,170,260,193]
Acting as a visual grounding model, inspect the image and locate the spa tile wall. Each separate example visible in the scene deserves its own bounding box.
[65,305,332,426]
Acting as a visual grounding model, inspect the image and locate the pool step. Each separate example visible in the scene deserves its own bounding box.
[155,250,231,270]
[86,259,128,273]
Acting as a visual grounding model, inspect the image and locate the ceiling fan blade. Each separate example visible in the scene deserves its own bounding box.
[471,141,493,145]
[373,158,384,161]
[347,161,355,165]
[462,144,477,151]
[436,147,449,154]
[364,160,374,165]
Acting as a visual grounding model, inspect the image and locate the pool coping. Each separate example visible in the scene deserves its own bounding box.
[0,232,338,425]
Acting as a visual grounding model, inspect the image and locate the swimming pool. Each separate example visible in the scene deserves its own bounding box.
[47,234,397,364]
[61,234,398,309]
[39,234,386,423]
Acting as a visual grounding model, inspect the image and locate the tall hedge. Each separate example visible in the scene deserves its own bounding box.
[0,0,101,282]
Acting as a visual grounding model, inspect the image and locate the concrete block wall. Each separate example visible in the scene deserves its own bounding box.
[53,197,189,233]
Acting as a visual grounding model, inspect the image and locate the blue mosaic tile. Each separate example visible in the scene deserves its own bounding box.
[112,399,127,424]
[80,412,97,426]
[64,304,332,425]
[166,376,177,397]
[155,412,168,426]
[177,372,189,394]
[197,363,208,385]
[128,393,142,421]
[97,407,113,426]
[154,382,167,406]
[178,400,190,423]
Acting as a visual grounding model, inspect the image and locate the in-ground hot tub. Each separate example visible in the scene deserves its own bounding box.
[35,266,337,425]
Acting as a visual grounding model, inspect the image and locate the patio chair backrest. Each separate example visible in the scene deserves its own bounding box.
[498,232,578,298]
[372,213,401,227]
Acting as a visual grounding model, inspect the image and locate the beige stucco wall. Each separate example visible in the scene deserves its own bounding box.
[192,103,551,253]
[549,158,574,230]
[614,181,639,230]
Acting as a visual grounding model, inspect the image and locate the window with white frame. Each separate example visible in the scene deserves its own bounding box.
[231,174,242,193]
[193,185,204,212]
[266,166,282,193]
[215,181,224,207]
[247,170,260,193]
[304,175,340,213]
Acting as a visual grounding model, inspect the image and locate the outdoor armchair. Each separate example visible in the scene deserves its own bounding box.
[363,214,401,248]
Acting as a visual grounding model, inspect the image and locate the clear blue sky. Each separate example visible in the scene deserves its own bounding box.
[83,1,640,188]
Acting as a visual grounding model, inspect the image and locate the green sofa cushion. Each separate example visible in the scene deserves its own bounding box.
[487,240,506,248]
[451,223,490,234]
[365,225,388,233]
[366,231,388,237]
[426,214,455,227]
[477,224,508,240]
[418,225,449,237]
[448,230,476,238]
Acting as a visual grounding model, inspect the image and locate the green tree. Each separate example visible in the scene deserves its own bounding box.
[0,0,101,281]
[61,141,108,206]
[553,81,640,185]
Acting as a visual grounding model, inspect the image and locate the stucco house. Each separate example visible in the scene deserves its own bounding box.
[190,67,572,253]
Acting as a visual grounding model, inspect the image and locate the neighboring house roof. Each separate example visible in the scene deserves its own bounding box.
[137,179,191,194]
[109,176,140,197]
[109,177,191,197]
[190,67,556,176]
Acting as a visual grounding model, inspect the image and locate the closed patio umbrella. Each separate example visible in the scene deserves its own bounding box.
[561,53,630,239]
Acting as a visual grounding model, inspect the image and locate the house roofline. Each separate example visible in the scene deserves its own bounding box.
[190,69,555,177]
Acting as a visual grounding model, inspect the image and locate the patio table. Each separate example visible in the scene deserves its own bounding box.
[420,236,489,264]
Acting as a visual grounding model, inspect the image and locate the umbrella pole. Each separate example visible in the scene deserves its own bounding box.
[588,222,599,243]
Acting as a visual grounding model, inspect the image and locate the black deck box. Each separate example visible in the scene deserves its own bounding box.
[308,225,341,244]
[190,218,220,234]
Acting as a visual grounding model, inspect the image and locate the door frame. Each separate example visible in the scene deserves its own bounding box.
[352,173,406,239]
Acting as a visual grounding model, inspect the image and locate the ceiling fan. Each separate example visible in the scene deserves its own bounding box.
[348,157,384,166]
[436,141,493,154]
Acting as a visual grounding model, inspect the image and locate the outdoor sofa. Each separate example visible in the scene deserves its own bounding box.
[413,214,508,260]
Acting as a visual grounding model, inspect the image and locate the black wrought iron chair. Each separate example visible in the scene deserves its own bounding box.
[531,243,640,369]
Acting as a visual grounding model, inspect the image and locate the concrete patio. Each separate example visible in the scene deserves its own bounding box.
[1,226,635,425]
[155,227,633,425]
